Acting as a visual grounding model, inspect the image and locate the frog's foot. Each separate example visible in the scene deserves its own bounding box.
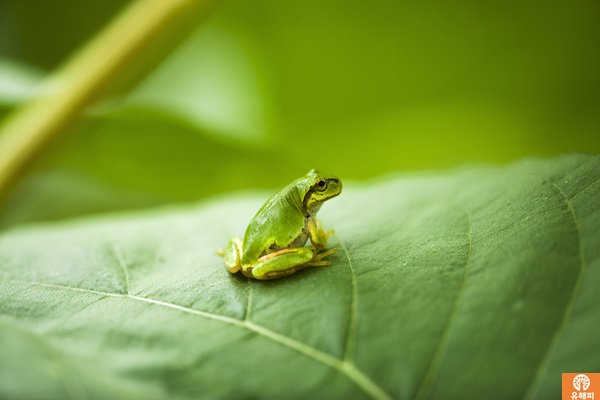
[323,228,335,240]
[305,247,338,267]
[221,237,243,274]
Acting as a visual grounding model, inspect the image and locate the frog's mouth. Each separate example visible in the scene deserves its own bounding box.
[326,178,342,198]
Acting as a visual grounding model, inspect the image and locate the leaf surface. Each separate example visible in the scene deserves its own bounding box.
[1,154,599,399]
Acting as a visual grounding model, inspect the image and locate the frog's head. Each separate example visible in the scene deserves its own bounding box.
[302,169,342,212]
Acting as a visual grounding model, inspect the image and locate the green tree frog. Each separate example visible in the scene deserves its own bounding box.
[218,170,342,280]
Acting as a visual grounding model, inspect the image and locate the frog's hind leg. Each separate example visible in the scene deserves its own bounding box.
[221,237,243,274]
[250,247,337,280]
[250,248,316,280]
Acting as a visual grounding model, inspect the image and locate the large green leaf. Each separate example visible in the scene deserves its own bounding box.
[1,154,598,399]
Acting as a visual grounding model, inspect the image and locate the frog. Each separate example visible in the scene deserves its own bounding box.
[218,169,342,280]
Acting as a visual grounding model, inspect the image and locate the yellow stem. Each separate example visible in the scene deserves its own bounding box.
[0,0,214,202]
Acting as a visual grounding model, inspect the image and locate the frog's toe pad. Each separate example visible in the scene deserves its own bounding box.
[225,263,242,274]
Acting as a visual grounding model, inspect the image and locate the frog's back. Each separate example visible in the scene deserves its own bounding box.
[241,181,307,262]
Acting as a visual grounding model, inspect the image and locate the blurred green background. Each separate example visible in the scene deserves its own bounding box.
[0,0,598,228]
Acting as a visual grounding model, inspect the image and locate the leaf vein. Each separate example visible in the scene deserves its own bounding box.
[245,280,253,321]
[338,234,358,363]
[111,244,130,295]
[40,330,91,400]
[7,279,391,400]
[523,183,586,400]
[414,207,473,400]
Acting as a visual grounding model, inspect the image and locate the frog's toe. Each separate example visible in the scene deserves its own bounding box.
[314,248,338,260]
[225,261,242,274]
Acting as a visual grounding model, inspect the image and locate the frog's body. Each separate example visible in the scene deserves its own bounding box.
[219,170,342,280]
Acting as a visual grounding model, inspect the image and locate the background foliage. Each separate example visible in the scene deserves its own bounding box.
[0,0,599,227]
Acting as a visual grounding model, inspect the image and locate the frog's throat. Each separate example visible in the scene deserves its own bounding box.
[306,203,322,216]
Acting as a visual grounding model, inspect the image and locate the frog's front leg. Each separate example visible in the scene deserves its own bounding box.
[248,247,334,280]
[307,217,335,251]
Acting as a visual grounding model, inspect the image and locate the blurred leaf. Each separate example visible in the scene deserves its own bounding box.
[0,108,303,229]
[119,24,274,143]
[1,154,598,399]
[0,169,164,230]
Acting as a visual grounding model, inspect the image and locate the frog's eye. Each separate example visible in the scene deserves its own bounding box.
[316,180,327,191]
